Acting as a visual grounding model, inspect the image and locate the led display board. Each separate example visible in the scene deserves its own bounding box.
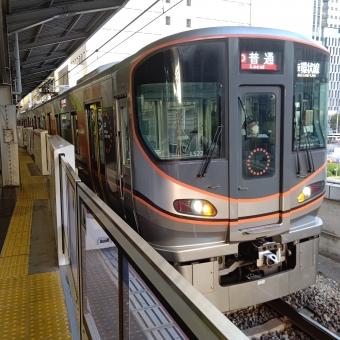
[240,51,282,71]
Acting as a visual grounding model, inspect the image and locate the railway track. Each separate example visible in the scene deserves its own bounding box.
[267,299,340,340]
[239,299,340,340]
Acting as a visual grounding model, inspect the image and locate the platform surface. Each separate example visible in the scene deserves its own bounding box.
[0,148,71,339]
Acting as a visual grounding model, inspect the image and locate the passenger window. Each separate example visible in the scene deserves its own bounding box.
[40,117,45,129]
[88,103,104,166]
[121,107,130,166]
[60,113,72,144]
[90,107,97,162]
[97,108,105,166]
[71,112,80,154]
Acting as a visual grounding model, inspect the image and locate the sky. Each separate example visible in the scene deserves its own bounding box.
[62,0,314,85]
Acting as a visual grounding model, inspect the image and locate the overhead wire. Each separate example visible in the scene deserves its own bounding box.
[53,0,161,83]
[54,0,183,85]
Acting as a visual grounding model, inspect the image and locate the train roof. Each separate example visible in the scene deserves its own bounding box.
[73,26,329,88]
[132,26,329,60]
[24,26,328,114]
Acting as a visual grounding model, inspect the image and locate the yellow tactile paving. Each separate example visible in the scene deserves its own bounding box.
[0,288,27,306]
[29,314,71,340]
[0,148,72,339]
[0,254,29,267]
[0,304,27,326]
[0,323,27,340]
[0,276,28,291]
[0,265,28,279]
[29,285,65,302]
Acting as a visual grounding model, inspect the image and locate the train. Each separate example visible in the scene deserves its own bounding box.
[18,26,329,312]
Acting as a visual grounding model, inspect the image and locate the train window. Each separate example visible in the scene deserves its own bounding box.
[240,92,277,179]
[293,44,329,150]
[60,113,72,144]
[39,117,45,129]
[88,103,105,166]
[134,42,224,160]
[55,115,60,134]
[121,107,130,166]
[71,112,80,154]
[46,113,52,134]
[97,108,105,166]
[90,107,97,162]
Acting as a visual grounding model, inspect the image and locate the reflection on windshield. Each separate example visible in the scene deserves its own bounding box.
[134,41,224,161]
[137,83,221,160]
[293,45,329,151]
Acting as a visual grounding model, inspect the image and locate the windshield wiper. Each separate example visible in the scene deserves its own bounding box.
[198,125,222,178]
[302,121,315,173]
[293,106,307,178]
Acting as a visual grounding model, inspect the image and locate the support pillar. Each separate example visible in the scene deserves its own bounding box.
[0,84,20,186]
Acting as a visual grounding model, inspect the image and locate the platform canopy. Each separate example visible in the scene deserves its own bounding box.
[0,0,127,103]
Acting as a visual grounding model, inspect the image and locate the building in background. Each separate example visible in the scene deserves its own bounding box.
[21,0,316,109]
[314,0,340,117]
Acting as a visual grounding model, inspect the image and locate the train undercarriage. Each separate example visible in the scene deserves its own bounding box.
[174,232,320,312]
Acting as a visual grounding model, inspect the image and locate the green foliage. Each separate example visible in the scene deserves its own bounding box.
[327,170,333,177]
[330,114,340,131]
[327,163,340,176]
[327,163,337,172]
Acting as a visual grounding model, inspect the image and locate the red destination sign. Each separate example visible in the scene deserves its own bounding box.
[240,51,281,71]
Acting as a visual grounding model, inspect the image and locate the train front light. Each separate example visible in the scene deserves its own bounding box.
[297,181,325,203]
[173,199,217,216]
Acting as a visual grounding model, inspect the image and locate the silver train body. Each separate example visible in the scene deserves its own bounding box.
[20,26,329,312]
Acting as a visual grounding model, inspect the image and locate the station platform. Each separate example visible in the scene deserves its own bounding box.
[0,147,72,339]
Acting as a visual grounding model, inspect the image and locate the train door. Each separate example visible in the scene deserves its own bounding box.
[115,96,136,228]
[233,86,281,238]
[85,102,107,201]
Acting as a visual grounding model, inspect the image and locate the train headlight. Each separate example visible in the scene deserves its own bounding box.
[297,181,325,203]
[173,199,217,216]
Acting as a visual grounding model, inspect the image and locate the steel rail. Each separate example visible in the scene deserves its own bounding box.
[267,299,340,340]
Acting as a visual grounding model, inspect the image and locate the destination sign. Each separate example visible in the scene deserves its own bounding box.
[60,98,67,108]
[240,51,282,71]
[297,62,320,77]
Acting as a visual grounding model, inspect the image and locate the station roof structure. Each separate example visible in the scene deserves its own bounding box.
[0,0,127,102]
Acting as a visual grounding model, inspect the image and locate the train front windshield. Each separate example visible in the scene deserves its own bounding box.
[134,38,329,162]
[134,42,224,160]
[293,44,329,151]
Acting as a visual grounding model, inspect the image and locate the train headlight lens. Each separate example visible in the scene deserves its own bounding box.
[297,181,325,203]
[173,199,217,216]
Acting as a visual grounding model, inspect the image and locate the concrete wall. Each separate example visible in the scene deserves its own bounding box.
[318,181,340,262]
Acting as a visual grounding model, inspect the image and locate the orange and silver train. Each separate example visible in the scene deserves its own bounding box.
[20,26,329,312]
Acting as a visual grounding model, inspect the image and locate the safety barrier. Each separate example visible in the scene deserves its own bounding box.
[318,179,340,262]
[49,137,248,339]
